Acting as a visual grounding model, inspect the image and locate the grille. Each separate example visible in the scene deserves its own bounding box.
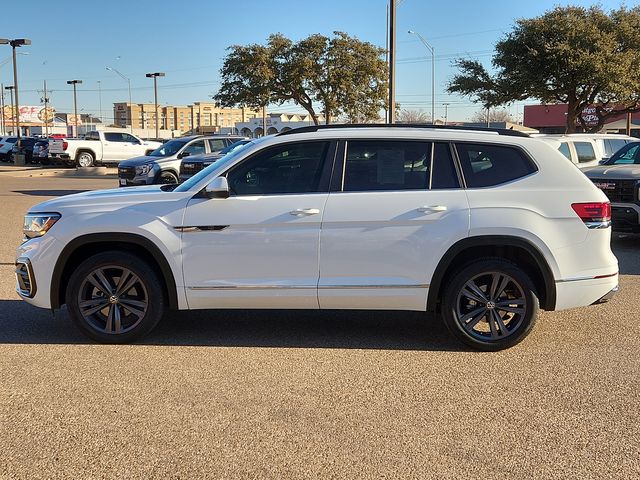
[15,261,35,297]
[590,179,637,203]
[118,166,136,180]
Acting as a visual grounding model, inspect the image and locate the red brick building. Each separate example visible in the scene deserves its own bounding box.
[523,104,640,135]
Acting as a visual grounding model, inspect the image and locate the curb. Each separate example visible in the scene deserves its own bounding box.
[0,167,117,179]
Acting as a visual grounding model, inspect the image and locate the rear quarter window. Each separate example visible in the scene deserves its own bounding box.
[455,143,537,188]
[573,142,596,163]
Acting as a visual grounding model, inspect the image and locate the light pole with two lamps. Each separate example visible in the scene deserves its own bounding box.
[407,30,435,125]
[146,72,165,139]
[0,38,31,137]
[66,80,82,137]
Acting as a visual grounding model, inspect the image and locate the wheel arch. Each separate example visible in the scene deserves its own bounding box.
[427,235,556,313]
[51,233,179,310]
[75,148,96,159]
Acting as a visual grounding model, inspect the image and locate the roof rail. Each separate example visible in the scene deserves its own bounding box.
[276,123,530,137]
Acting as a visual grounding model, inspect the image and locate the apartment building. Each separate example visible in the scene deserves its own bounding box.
[113,102,259,135]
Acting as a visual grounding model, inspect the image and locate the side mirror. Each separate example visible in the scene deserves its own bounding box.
[178,151,190,159]
[598,159,608,165]
[203,177,229,199]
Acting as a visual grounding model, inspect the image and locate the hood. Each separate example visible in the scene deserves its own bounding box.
[584,164,640,180]
[118,155,158,167]
[28,185,188,213]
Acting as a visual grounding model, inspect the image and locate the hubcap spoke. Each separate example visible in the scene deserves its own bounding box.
[114,305,122,333]
[492,310,510,336]
[488,310,500,338]
[461,279,488,303]
[105,305,114,333]
[80,300,109,317]
[460,306,486,324]
[493,275,511,300]
[120,302,146,319]
[497,305,525,315]
[119,298,147,309]
[87,272,111,296]
[115,269,132,295]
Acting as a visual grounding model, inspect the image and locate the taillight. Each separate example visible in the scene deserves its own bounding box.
[62,141,68,151]
[571,202,611,229]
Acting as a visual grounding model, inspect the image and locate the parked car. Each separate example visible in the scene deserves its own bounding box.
[32,140,49,164]
[179,139,252,182]
[16,125,618,351]
[48,131,162,167]
[0,136,18,161]
[584,141,640,232]
[10,137,38,164]
[535,133,635,169]
[118,135,247,186]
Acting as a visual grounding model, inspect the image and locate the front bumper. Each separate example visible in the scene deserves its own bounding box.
[610,203,640,232]
[15,257,37,298]
[118,165,156,187]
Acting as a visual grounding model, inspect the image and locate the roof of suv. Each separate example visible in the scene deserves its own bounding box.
[278,124,530,138]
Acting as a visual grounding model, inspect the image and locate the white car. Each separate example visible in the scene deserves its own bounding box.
[535,133,635,169]
[16,125,618,350]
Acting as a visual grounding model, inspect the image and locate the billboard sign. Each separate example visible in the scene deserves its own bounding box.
[2,105,56,123]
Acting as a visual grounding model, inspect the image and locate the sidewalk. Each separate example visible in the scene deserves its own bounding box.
[0,164,117,178]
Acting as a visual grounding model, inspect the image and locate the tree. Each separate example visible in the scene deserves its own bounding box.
[470,108,513,124]
[214,32,388,125]
[397,109,431,124]
[448,5,640,133]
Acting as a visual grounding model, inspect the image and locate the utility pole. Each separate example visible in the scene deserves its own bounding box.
[262,104,266,136]
[388,0,397,124]
[384,2,389,123]
[486,106,490,128]
[97,80,102,125]
[5,85,14,134]
[443,102,450,125]
[42,80,49,137]
[0,83,4,135]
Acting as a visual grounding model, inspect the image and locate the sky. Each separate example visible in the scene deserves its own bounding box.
[0,0,630,123]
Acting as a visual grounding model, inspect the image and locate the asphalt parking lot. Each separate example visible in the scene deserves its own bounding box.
[1,171,638,479]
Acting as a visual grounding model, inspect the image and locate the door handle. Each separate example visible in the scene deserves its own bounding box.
[290,208,320,216]
[417,205,447,213]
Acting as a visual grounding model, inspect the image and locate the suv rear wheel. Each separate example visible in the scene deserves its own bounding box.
[442,258,539,351]
[66,251,165,343]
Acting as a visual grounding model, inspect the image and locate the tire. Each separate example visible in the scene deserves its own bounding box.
[76,150,95,167]
[441,258,539,351]
[157,171,178,184]
[65,251,165,343]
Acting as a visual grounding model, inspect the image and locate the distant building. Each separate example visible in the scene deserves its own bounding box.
[236,112,326,137]
[524,104,640,135]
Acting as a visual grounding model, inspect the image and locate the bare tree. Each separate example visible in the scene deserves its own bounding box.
[470,108,513,124]
[397,109,431,124]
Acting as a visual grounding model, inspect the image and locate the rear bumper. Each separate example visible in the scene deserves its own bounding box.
[554,274,619,311]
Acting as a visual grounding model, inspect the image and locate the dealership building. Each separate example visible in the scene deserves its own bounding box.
[524,104,640,135]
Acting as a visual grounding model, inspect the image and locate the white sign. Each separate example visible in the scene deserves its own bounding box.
[2,105,56,123]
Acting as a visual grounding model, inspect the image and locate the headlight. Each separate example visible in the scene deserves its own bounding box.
[135,163,154,176]
[23,213,61,239]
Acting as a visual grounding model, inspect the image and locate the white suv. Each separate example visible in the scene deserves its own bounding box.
[15,126,618,350]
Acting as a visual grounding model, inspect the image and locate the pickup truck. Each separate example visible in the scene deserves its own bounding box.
[48,131,163,167]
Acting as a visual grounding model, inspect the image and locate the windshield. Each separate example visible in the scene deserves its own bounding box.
[606,142,640,165]
[175,138,264,192]
[148,139,188,157]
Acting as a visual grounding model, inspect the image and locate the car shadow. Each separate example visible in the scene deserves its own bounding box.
[612,233,640,275]
[0,300,468,351]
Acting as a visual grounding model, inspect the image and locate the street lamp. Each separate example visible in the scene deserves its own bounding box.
[407,30,435,125]
[146,72,165,139]
[106,66,133,133]
[0,38,31,138]
[4,85,14,134]
[66,80,82,137]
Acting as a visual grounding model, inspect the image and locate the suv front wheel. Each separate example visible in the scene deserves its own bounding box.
[442,258,539,351]
[66,251,165,343]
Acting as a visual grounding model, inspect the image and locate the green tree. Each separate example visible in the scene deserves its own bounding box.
[448,5,640,133]
[214,32,388,125]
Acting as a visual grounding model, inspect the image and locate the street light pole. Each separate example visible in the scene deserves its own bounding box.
[106,67,133,133]
[388,0,397,124]
[146,72,165,139]
[443,102,450,125]
[66,80,82,137]
[5,86,14,134]
[0,38,31,138]
[408,30,435,125]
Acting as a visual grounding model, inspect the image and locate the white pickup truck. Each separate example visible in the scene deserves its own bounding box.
[49,131,163,167]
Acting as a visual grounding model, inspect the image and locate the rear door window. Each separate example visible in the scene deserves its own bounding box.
[573,142,596,163]
[455,143,537,188]
[557,142,571,160]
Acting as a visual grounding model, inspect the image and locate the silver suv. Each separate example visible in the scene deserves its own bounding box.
[118,135,246,185]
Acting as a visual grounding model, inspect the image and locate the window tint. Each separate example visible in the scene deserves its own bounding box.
[455,143,537,188]
[343,141,432,191]
[431,142,460,189]
[573,142,596,163]
[603,139,629,157]
[557,142,571,160]
[227,141,329,195]
[104,133,128,142]
[122,134,138,143]
[208,139,226,151]
[85,131,100,141]
[183,140,206,156]
[611,144,640,165]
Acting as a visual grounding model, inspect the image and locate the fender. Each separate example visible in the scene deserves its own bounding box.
[51,232,178,310]
[426,235,556,312]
